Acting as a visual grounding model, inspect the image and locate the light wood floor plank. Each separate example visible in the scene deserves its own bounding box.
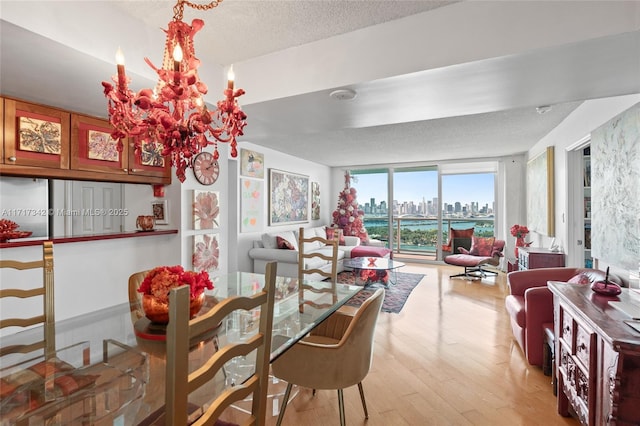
[266,262,579,425]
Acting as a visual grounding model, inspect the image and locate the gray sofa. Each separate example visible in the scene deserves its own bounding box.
[248,226,361,280]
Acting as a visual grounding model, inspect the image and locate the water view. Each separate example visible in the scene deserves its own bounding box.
[364,216,495,253]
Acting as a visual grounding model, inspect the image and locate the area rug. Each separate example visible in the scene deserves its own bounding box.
[336,271,425,314]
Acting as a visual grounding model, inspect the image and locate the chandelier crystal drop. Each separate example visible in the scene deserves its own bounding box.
[101,0,247,182]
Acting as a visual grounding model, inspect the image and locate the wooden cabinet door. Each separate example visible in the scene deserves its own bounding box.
[127,139,171,179]
[3,99,70,169]
[70,114,128,175]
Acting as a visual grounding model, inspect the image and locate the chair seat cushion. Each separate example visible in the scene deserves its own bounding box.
[444,254,493,267]
[505,295,526,328]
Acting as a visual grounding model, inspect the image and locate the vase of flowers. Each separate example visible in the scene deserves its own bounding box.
[510,224,531,258]
[138,265,213,324]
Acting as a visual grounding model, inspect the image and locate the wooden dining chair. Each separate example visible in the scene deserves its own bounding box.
[139,261,277,426]
[297,227,339,311]
[0,241,56,360]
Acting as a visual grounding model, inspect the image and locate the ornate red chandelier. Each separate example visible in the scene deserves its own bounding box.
[102,0,247,182]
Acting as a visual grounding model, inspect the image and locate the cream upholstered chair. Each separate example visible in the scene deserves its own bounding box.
[139,261,277,426]
[128,269,149,324]
[272,288,384,426]
[297,227,339,311]
[0,241,55,359]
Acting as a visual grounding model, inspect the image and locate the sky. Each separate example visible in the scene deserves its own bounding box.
[350,171,495,207]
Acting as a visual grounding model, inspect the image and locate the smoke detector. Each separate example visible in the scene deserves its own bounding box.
[329,88,357,101]
[536,105,552,114]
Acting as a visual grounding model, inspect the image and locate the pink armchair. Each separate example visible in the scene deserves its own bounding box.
[505,267,622,366]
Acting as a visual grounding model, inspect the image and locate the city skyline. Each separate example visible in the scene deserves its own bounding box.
[351,171,495,208]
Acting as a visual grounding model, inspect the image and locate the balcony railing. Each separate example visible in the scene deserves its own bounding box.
[363,216,495,257]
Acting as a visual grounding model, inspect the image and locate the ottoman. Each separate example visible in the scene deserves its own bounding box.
[349,245,392,259]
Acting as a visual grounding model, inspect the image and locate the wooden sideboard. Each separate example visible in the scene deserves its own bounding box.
[517,246,565,270]
[548,281,640,425]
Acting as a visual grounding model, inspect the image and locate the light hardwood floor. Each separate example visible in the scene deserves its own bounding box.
[266,262,580,426]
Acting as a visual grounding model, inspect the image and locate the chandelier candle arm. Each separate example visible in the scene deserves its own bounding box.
[101,0,247,183]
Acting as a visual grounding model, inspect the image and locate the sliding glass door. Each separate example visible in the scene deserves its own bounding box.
[391,166,438,255]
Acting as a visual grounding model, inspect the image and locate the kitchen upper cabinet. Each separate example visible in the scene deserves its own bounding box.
[3,98,70,169]
[1,96,171,185]
[127,140,171,179]
[71,113,129,175]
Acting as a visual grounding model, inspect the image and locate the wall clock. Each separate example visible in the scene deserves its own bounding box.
[192,151,219,185]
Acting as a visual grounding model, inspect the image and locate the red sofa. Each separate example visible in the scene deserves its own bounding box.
[505,267,622,366]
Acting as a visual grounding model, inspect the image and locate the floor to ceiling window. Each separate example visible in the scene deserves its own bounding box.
[351,162,497,261]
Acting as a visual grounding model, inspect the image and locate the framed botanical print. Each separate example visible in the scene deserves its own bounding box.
[269,169,309,225]
[193,190,220,229]
[192,234,220,273]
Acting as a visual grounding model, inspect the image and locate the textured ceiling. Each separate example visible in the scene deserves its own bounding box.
[1,1,639,168]
[111,0,457,65]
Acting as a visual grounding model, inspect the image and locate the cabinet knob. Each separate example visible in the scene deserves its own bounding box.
[130,168,139,173]
[8,156,16,162]
[123,168,128,172]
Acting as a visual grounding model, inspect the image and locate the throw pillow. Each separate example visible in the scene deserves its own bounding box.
[469,236,495,257]
[325,227,346,245]
[568,273,591,285]
[443,227,474,252]
[276,236,295,250]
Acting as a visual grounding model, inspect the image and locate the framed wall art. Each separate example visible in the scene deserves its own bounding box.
[591,103,640,270]
[526,146,555,237]
[151,199,169,225]
[192,234,220,273]
[240,178,264,233]
[240,148,265,179]
[269,169,309,225]
[311,181,320,220]
[192,190,220,230]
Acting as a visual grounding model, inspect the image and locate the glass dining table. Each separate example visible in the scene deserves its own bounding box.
[0,271,361,425]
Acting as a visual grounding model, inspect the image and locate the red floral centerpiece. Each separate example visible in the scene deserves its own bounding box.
[510,224,531,257]
[138,265,213,324]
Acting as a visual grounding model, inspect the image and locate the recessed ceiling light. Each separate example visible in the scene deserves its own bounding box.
[329,88,357,101]
[536,105,552,114]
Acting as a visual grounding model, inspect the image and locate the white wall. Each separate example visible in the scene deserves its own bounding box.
[0,233,180,337]
[528,93,640,281]
[233,142,333,274]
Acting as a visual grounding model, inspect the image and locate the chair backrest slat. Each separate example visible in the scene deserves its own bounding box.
[165,261,277,426]
[297,227,339,312]
[0,241,56,359]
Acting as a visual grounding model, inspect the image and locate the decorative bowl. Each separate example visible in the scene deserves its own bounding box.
[591,280,622,296]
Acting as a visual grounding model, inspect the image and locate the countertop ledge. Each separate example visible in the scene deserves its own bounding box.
[0,229,179,248]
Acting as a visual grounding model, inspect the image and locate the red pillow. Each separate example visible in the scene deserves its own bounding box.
[325,227,346,245]
[568,274,590,285]
[276,236,295,250]
[469,237,495,256]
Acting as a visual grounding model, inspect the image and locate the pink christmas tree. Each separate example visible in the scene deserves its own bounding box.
[331,172,369,242]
